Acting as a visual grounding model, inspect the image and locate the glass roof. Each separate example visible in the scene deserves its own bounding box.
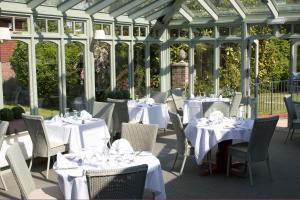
[1,0,300,25]
[207,0,238,16]
[184,0,210,17]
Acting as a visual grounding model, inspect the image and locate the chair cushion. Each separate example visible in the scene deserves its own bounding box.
[28,186,64,200]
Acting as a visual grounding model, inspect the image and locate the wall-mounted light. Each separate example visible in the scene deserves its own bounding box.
[94,29,106,40]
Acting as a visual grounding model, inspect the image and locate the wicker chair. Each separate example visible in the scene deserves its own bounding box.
[229,92,242,117]
[226,116,279,185]
[92,101,115,134]
[121,123,158,153]
[22,114,68,179]
[6,143,64,199]
[0,121,9,190]
[86,164,148,200]
[202,101,230,117]
[284,95,300,143]
[171,88,185,116]
[168,110,211,175]
[107,98,129,139]
[150,91,168,104]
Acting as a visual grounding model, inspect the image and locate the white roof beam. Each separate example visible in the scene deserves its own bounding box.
[129,0,173,19]
[264,0,279,18]
[162,0,186,24]
[86,0,117,15]
[27,0,46,9]
[196,0,218,21]
[58,0,83,12]
[179,8,193,22]
[229,0,246,19]
[110,0,144,18]
[146,7,171,22]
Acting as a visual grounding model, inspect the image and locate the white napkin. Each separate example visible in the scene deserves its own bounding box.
[51,115,62,122]
[56,152,78,169]
[110,139,134,154]
[80,110,92,119]
[127,100,137,107]
[208,111,224,122]
[145,98,155,104]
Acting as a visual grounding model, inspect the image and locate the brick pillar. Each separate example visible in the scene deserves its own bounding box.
[171,61,189,89]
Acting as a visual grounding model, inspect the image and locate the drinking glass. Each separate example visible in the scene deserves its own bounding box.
[73,110,78,120]
[64,108,70,118]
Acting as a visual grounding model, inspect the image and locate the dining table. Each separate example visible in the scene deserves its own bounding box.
[127,100,169,129]
[44,116,111,153]
[183,97,230,124]
[53,150,166,200]
[184,117,254,171]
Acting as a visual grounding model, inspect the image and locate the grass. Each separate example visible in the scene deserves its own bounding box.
[4,104,59,119]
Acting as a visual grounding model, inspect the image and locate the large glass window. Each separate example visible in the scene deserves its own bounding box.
[150,44,161,91]
[36,42,59,118]
[134,43,146,98]
[94,42,111,101]
[2,40,30,112]
[115,43,129,91]
[298,45,300,72]
[65,42,85,110]
[219,43,241,97]
[194,43,214,96]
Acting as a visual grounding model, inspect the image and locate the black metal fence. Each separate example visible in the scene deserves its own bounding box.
[254,80,295,115]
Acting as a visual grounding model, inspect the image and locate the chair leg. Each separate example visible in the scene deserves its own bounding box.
[266,158,273,181]
[290,129,295,141]
[0,169,7,191]
[208,151,212,175]
[284,128,291,144]
[226,154,231,176]
[29,154,34,171]
[46,156,51,179]
[179,155,187,176]
[247,162,253,186]
[172,153,178,170]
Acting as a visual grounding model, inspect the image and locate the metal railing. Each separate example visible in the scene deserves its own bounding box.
[253,80,292,115]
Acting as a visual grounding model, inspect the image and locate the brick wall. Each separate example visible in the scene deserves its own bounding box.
[0,41,17,62]
[171,62,189,89]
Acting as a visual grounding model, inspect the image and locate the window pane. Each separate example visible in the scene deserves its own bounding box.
[297,45,300,72]
[295,24,300,34]
[116,43,129,91]
[231,25,241,36]
[134,43,146,98]
[140,27,146,37]
[48,19,58,33]
[0,17,13,30]
[93,23,101,33]
[180,28,188,38]
[35,19,46,32]
[15,18,28,32]
[65,42,85,110]
[36,42,59,118]
[103,24,111,35]
[194,43,214,96]
[133,27,139,36]
[115,25,121,36]
[150,44,161,91]
[94,42,111,101]
[219,26,229,36]
[123,26,129,36]
[75,22,84,34]
[2,40,30,113]
[64,20,73,34]
[279,24,291,34]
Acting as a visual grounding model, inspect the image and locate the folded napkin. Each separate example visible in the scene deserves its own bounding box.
[110,139,134,154]
[56,152,78,169]
[196,119,208,127]
[208,111,224,122]
[127,100,137,107]
[80,110,92,119]
[144,98,155,104]
[51,115,63,122]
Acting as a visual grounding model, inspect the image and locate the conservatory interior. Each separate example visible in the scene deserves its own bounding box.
[0,0,300,199]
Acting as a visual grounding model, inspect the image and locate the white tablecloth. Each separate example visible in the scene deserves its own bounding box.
[45,118,110,152]
[183,97,230,124]
[184,117,254,165]
[54,151,166,200]
[127,101,169,129]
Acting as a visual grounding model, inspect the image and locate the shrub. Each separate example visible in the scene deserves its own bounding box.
[11,106,25,119]
[106,90,130,100]
[0,108,14,121]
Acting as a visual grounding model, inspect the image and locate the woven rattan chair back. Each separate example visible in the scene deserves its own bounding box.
[86,164,148,200]
[92,101,115,134]
[6,143,36,199]
[121,123,158,153]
